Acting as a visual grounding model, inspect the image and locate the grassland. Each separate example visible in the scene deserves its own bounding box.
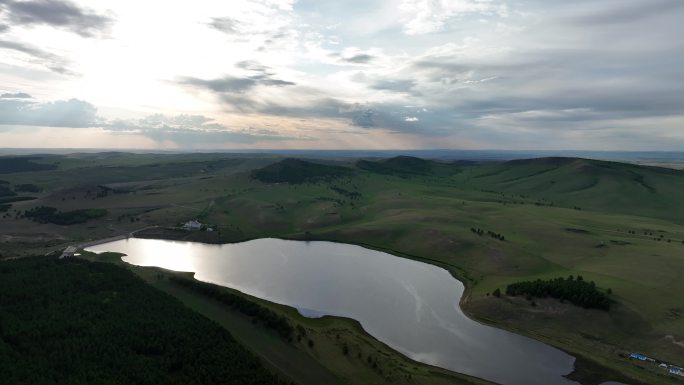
[1,152,683,384]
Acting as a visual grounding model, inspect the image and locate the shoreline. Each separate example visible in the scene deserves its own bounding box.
[79,246,495,385]
[81,231,637,385]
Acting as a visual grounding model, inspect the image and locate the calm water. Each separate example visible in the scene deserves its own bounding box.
[87,238,578,385]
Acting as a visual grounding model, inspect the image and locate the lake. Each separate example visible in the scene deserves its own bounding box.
[87,237,579,385]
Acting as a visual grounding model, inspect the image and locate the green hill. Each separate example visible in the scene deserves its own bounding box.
[252,158,353,184]
[356,156,459,177]
[460,157,684,222]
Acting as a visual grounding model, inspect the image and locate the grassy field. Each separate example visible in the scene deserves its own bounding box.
[1,153,683,384]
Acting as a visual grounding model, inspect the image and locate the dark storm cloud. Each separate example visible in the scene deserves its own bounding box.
[0,39,72,74]
[0,97,96,127]
[0,0,113,37]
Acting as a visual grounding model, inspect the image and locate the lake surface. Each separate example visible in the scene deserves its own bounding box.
[87,237,578,385]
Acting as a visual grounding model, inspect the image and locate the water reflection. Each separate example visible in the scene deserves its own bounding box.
[88,237,578,385]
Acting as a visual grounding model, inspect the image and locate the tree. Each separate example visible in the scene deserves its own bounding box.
[493,288,501,298]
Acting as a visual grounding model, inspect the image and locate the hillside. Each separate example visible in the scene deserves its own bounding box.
[458,157,684,222]
[252,158,353,184]
[0,257,288,385]
[356,156,460,177]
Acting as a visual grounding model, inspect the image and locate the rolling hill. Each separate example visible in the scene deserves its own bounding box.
[251,158,354,184]
[458,157,684,222]
[356,156,460,177]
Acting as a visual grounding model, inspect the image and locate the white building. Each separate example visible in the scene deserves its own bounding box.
[183,219,202,230]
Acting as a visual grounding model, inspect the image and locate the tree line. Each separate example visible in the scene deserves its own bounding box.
[471,227,506,241]
[505,275,611,310]
[24,205,107,225]
[170,276,294,340]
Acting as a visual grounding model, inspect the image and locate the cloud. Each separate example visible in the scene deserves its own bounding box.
[0,94,306,145]
[235,60,271,73]
[2,0,684,150]
[341,53,375,64]
[370,79,418,94]
[208,17,240,34]
[343,103,376,128]
[0,0,113,37]
[177,61,298,111]
[567,0,684,26]
[181,76,261,94]
[332,102,448,136]
[179,60,295,97]
[399,0,502,35]
[180,74,295,93]
[105,113,304,145]
[0,39,72,74]
[206,1,298,51]
[0,97,96,127]
[0,91,31,98]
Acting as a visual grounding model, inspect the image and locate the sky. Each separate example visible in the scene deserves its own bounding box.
[0,0,683,150]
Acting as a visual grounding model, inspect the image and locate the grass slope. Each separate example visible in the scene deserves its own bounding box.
[356,156,458,177]
[252,158,353,184]
[459,157,684,222]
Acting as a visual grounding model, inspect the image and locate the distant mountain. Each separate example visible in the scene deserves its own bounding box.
[461,157,684,221]
[356,156,460,177]
[251,158,353,184]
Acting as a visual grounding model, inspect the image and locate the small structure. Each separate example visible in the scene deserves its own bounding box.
[206,227,214,232]
[59,245,78,259]
[183,219,202,230]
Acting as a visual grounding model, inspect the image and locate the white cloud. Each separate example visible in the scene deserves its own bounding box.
[399,0,501,35]
[0,0,683,150]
